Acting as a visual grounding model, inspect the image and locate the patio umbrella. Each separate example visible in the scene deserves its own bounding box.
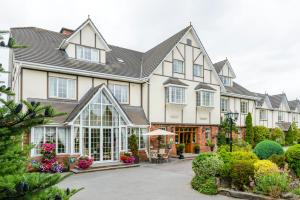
[143,129,175,162]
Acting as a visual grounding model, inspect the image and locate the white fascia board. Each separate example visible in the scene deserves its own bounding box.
[221,92,258,100]
[16,60,146,83]
[164,83,188,88]
[224,59,236,78]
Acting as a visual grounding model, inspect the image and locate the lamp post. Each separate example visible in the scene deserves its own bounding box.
[225,112,239,152]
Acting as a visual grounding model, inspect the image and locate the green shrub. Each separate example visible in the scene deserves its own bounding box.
[192,153,224,177]
[270,128,285,145]
[253,160,279,179]
[253,126,270,145]
[218,148,233,179]
[268,154,285,168]
[191,176,218,195]
[231,151,258,162]
[245,113,254,145]
[230,160,254,191]
[285,122,299,145]
[217,130,227,146]
[255,173,290,198]
[285,144,300,176]
[253,140,284,159]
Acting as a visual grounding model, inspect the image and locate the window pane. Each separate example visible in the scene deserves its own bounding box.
[140,128,147,149]
[193,64,203,77]
[91,49,99,62]
[74,127,80,153]
[108,84,129,104]
[49,77,56,97]
[57,128,68,153]
[45,127,56,143]
[173,60,184,73]
[33,127,44,155]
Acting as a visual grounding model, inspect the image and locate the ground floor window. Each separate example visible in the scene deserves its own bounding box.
[127,127,148,150]
[31,126,70,156]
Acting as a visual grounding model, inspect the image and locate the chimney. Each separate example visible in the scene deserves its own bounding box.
[60,27,74,36]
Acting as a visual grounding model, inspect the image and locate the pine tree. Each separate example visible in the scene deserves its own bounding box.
[0,63,78,199]
[245,113,254,145]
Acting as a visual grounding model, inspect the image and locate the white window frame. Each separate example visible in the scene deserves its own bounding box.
[221,98,229,112]
[166,86,186,104]
[278,111,284,122]
[76,45,100,63]
[108,84,129,104]
[240,101,249,114]
[49,76,76,100]
[173,59,184,74]
[220,76,231,86]
[196,90,214,107]
[260,109,267,121]
[31,126,70,156]
[193,64,203,77]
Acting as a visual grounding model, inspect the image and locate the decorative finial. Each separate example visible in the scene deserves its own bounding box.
[88,14,90,19]
[189,21,192,26]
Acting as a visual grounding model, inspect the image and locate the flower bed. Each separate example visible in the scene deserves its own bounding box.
[77,156,93,169]
[120,153,135,164]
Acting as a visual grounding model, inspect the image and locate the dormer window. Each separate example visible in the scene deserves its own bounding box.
[76,45,100,63]
[220,76,232,86]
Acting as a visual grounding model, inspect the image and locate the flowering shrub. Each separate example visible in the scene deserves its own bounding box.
[39,143,63,173]
[120,153,135,164]
[77,156,93,169]
[192,153,224,177]
[254,160,279,179]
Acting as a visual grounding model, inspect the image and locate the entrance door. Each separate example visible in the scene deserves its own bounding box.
[102,128,113,161]
[91,128,101,162]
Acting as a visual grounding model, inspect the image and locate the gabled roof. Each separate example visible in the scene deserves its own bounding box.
[276,122,291,132]
[11,27,144,79]
[254,93,271,107]
[194,83,216,91]
[141,25,191,77]
[59,18,111,51]
[268,93,290,110]
[288,100,300,111]
[121,105,149,125]
[163,77,188,87]
[213,59,236,78]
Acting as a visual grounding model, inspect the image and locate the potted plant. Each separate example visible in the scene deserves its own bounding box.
[77,156,93,169]
[177,143,185,159]
[193,144,200,154]
[206,139,215,152]
[120,152,135,164]
[128,134,139,163]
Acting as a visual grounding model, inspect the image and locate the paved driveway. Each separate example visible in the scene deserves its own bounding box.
[59,160,234,200]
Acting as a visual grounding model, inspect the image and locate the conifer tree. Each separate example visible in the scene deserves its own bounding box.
[245,113,254,145]
[0,61,78,199]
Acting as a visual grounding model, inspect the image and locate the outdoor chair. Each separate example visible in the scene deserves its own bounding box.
[162,149,172,163]
[150,150,159,163]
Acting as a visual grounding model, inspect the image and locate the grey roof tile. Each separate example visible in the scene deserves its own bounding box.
[268,94,284,108]
[163,77,188,86]
[289,100,300,111]
[121,105,148,125]
[194,83,216,91]
[141,26,191,77]
[225,82,256,97]
[27,98,78,124]
[276,122,291,131]
[213,59,227,74]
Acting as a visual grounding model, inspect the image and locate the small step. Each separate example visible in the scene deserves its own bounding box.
[71,164,140,174]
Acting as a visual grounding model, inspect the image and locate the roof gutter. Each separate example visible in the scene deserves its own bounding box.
[15,60,148,83]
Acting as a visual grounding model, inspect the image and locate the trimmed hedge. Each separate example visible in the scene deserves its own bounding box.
[230,160,254,191]
[285,144,300,176]
[253,140,284,159]
[191,176,218,195]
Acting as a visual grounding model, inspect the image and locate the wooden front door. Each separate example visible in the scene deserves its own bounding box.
[176,127,197,153]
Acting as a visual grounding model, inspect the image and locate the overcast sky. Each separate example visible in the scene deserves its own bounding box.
[1,0,300,99]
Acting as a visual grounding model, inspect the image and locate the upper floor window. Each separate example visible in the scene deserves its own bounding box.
[196,90,214,107]
[49,76,76,99]
[278,111,284,122]
[108,84,129,104]
[193,64,203,77]
[260,109,267,121]
[186,39,192,45]
[221,98,229,112]
[292,114,298,123]
[240,101,249,114]
[220,76,231,86]
[76,45,99,63]
[166,86,186,104]
[173,59,184,74]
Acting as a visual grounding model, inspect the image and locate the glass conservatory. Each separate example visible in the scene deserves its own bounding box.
[31,86,148,163]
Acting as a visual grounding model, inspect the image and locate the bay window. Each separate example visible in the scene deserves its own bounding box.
[31,127,70,156]
[49,76,76,99]
[76,45,100,63]
[166,86,186,104]
[196,90,214,107]
[108,84,129,104]
[173,59,184,74]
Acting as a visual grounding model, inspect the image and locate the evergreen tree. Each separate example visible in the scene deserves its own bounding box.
[286,122,300,145]
[0,63,78,199]
[245,113,254,145]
